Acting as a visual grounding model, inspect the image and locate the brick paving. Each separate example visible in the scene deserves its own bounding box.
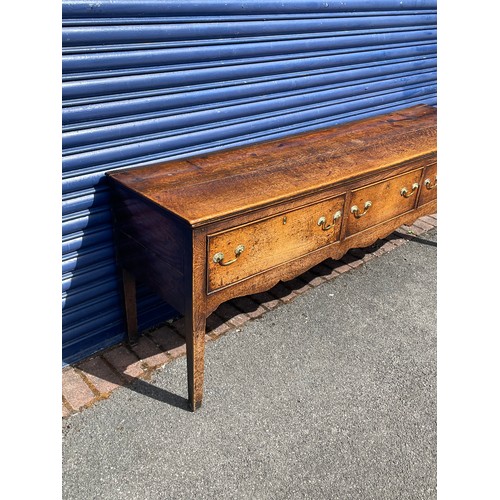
[300,270,327,288]
[77,356,124,395]
[310,261,341,280]
[205,313,232,339]
[62,215,437,418]
[231,296,268,320]
[268,282,299,303]
[250,291,282,311]
[282,276,312,295]
[63,367,97,411]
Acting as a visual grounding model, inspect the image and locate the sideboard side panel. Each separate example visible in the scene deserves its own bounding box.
[110,184,191,315]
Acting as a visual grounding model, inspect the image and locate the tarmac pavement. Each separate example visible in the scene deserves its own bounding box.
[62,228,437,500]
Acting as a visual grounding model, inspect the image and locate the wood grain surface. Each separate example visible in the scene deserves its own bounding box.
[207,194,345,291]
[418,162,437,207]
[345,168,423,237]
[108,105,436,226]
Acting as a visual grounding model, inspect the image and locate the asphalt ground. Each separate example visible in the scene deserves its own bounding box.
[62,228,437,500]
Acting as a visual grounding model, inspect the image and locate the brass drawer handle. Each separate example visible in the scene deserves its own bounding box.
[213,244,245,266]
[424,177,437,190]
[317,210,342,231]
[400,182,419,198]
[351,201,372,219]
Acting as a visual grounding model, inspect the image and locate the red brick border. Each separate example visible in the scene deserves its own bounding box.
[62,215,437,418]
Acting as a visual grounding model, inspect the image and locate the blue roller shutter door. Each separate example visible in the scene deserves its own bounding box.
[62,0,437,364]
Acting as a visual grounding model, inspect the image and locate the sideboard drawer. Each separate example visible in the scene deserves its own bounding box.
[207,195,345,291]
[345,169,423,237]
[418,163,437,207]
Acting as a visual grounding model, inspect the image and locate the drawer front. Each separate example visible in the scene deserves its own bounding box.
[345,169,423,237]
[418,163,437,207]
[208,195,345,291]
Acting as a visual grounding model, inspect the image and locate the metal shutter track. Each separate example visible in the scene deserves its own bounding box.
[62,0,437,365]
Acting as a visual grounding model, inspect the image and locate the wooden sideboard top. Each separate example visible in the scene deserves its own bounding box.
[107,104,436,227]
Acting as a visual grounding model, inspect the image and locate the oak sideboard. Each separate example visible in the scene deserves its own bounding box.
[107,104,437,411]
